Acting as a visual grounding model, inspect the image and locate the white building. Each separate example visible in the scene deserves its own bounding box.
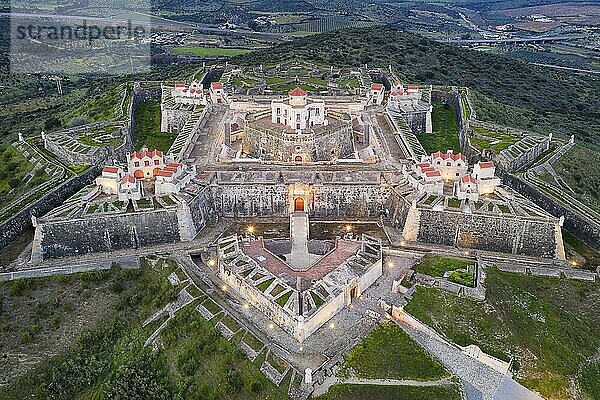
[127,148,165,179]
[473,161,501,195]
[454,175,478,201]
[429,150,468,181]
[95,166,124,195]
[369,83,385,106]
[117,174,144,201]
[271,87,326,131]
[210,81,225,104]
[405,162,443,195]
[171,80,206,105]
[155,163,197,195]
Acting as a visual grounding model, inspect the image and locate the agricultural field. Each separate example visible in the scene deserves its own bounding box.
[404,267,600,400]
[418,102,460,154]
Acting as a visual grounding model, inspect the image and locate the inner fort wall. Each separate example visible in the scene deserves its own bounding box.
[416,208,560,259]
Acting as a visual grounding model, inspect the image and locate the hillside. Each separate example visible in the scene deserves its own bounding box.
[234,27,600,149]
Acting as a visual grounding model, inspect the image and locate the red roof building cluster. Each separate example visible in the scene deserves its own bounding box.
[211,81,223,90]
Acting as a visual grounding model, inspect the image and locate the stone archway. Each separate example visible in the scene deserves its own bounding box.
[295,155,303,163]
[294,197,305,212]
[134,170,144,179]
[152,167,161,176]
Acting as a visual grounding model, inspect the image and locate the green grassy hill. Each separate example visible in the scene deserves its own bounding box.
[234,27,600,149]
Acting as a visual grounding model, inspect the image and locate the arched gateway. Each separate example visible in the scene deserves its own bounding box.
[294,197,305,212]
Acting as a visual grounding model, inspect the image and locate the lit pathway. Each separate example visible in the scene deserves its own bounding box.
[288,212,315,269]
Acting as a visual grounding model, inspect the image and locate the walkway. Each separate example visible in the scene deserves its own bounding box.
[288,212,314,269]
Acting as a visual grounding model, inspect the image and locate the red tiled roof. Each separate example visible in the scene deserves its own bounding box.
[156,170,173,177]
[432,151,466,162]
[371,83,383,91]
[175,83,186,88]
[103,166,119,174]
[417,162,430,168]
[211,81,223,89]
[425,171,441,177]
[478,161,495,169]
[407,85,419,90]
[421,167,435,173]
[168,162,183,168]
[288,87,307,96]
[130,149,163,160]
[164,166,178,172]
[462,175,477,184]
[120,174,135,184]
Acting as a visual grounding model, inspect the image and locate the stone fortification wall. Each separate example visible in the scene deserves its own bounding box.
[34,209,181,262]
[244,119,353,162]
[311,184,390,218]
[0,166,100,252]
[499,169,600,249]
[415,208,559,259]
[403,112,427,134]
[185,188,215,235]
[385,190,412,228]
[211,184,289,217]
[44,136,109,166]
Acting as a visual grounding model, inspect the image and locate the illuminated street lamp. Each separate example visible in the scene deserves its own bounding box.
[345,225,352,232]
[246,225,256,235]
[207,259,216,267]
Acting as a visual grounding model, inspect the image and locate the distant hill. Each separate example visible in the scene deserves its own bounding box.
[234,27,600,148]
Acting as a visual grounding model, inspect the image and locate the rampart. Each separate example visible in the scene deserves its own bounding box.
[411,208,560,259]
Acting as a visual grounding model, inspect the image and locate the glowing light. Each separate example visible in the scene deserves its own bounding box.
[207,259,216,267]
[247,225,255,234]
[299,346,304,352]
[571,261,578,267]
[243,303,249,309]
[221,285,227,291]
[387,262,394,268]
[400,241,406,246]
[329,323,335,329]
[345,225,352,232]
[349,304,354,309]
[269,323,275,330]
[464,251,469,256]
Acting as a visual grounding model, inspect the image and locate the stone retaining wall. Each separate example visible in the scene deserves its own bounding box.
[0,166,100,253]
[498,169,600,249]
[415,208,560,259]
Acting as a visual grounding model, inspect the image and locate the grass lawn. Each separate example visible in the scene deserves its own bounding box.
[0,144,33,195]
[552,144,600,212]
[171,46,250,57]
[342,322,448,381]
[315,384,461,400]
[412,254,474,277]
[418,102,460,154]
[404,267,600,400]
[133,100,175,152]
